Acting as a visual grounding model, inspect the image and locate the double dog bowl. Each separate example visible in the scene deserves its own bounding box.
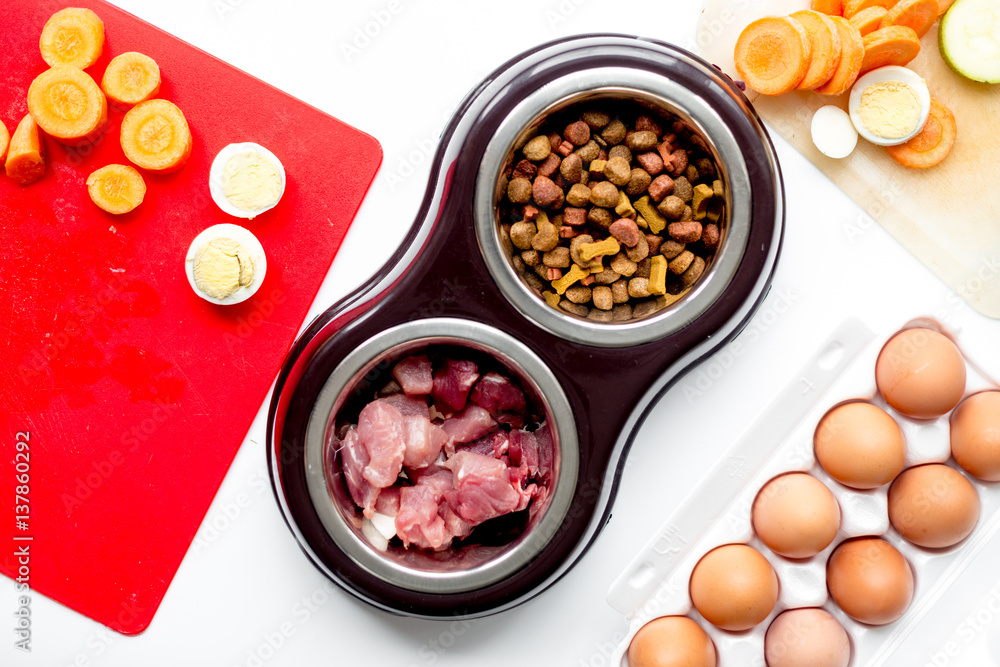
[267,34,783,619]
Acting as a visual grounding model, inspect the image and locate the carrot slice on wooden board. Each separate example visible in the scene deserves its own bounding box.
[5,115,45,185]
[102,52,161,107]
[734,16,813,95]
[885,98,956,168]
[39,7,104,69]
[27,66,107,146]
[883,0,939,36]
[860,25,921,72]
[844,0,898,18]
[0,122,9,164]
[87,164,146,213]
[791,10,844,89]
[812,0,845,15]
[815,17,866,94]
[849,6,889,34]
[120,99,192,173]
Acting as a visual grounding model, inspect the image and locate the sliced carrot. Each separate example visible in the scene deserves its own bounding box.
[885,98,956,168]
[734,16,813,95]
[791,10,844,89]
[812,0,845,15]
[860,25,921,73]
[39,7,104,69]
[120,99,192,173]
[849,6,889,34]
[843,0,898,18]
[0,121,9,164]
[87,164,146,214]
[27,66,107,146]
[883,0,938,36]
[815,17,866,94]
[5,115,45,185]
[102,52,161,107]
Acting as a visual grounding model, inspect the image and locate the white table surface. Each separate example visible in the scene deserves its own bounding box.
[5,1,999,665]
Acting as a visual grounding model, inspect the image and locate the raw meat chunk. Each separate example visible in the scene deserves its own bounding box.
[357,401,406,488]
[432,359,479,412]
[392,355,433,396]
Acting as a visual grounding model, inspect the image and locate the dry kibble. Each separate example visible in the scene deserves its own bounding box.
[713,179,724,198]
[661,239,686,259]
[673,176,693,202]
[610,252,638,277]
[588,159,607,178]
[702,223,720,251]
[611,303,633,320]
[667,148,689,176]
[521,249,541,266]
[570,234,601,270]
[635,257,652,279]
[668,221,703,244]
[507,177,533,204]
[589,181,620,208]
[658,195,685,219]
[645,234,663,255]
[542,247,571,268]
[513,160,536,180]
[587,309,613,322]
[680,205,694,222]
[533,176,564,209]
[615,191,636,218]
[633,299,660,318]
[565,284,593,304]
[537,153,561,178]
[579,237,621,262]
[564,120,590,146]
[510,221,537,250]
[559,300,589,317]
[609,218,642,247]
[548,132,563,151]
[559,153,584,183]
[611,279,630,303]
[681,255,706,287]
[635,115,662,135]
[575,139,600,162]
[627,130,658,151]
[593,268,620,285]
[604,156,632,186]
[628,277,651,298]
[685,165,699,183]
[691,183,714,219]
[647,174,675,202]
[609,145,632,163]
[524,271,545,291]
[636,151,664,175]
[587,207,613,229]
[566,183,591,207]
[601,119,626,145]
[581,110,610,128]
[626,168,652,196]
[523,135,551,161]
[625,233,649,262]
[669,249,695,274]
[532,220,560,252]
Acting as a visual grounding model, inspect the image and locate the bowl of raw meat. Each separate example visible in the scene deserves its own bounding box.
[301,318,578,601]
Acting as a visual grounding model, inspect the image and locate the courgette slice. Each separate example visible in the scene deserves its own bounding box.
[939,0,1000,82]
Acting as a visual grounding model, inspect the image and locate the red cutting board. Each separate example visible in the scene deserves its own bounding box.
[0,0,381,634]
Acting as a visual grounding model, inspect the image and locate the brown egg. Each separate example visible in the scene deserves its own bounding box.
[628,616,717,667]
[951,390,1000,481]
[753,473,841,559]
[764,608,851,667]
[827,537,914,625]
[875,328,966,419]
[888,464,980,548]
[814,401,906,489]
[690,544,779,631]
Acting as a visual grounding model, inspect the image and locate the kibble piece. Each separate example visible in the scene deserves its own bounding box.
[559,153,584,183]
[512,254,525,273]
[685,165,699,183]
[557,140,574,157]
[563,207,587,226]
[680,205,694,222]
[601,119,626,145]
[648,255,668,295]
[565,284,592,304]
[565,183,591,207]
[626,168,652,196]
[513,159,537,180]
[542,246,571,268]
[587,207,613,229]
[532,176,564,209]
[636,151,664,175]
[609,218,642,248]
[635,115,662,135]
[521,249,541,266]
[559,300,589,317]
[587,309,613,322]
[633,299,660,318]
[628,277,651,298]
[615,191,636,218]
[626,234,650,262]
[645,234,663,255]
[611,278,630,303]
[592,268,621,285]
[609,145,632,163]
[510,221,537,250]
[692,183,714,219]
[548,132,563,151]
[570,234,601,270]
[668,149,689,176]
[669,249,695,275]
[658,195,685,220]
[713,179,724,198]
[507,177,533,204]
[579,237,620,262]
[524,271,545,291]
[611,303,633,321]
[696,158,716,179]
[588,158,607,178]
[661,239,686,259]
[633,196,668,235]
[589,181,619,208]
[668,221,702,244]
[702,223,720,251]
[575,139,600,163]
[552,264,588,294]
[680,255,706,287]
[537,153,561,178]
[627,130,659,151]
[635,257,652,279]
[523,135,551,161]
[532,219,560,252]
[610,252,638,277]
[581,110,610,129]
[564,120,590,146]
[604,156,632,186]
[672,176,693,202]
[542,291,560,308]
[647,174,675,202]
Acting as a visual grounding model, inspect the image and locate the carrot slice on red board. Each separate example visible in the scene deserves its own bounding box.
[734,16,813,95]
[885,98,956,168]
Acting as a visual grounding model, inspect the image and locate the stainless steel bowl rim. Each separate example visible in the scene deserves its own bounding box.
[304,317,580,594]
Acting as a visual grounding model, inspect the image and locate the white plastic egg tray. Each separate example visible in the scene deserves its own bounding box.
[608,317,1000,666]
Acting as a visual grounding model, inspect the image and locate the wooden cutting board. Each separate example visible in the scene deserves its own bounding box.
[0,0,381,634]
[698,0,1000,318]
